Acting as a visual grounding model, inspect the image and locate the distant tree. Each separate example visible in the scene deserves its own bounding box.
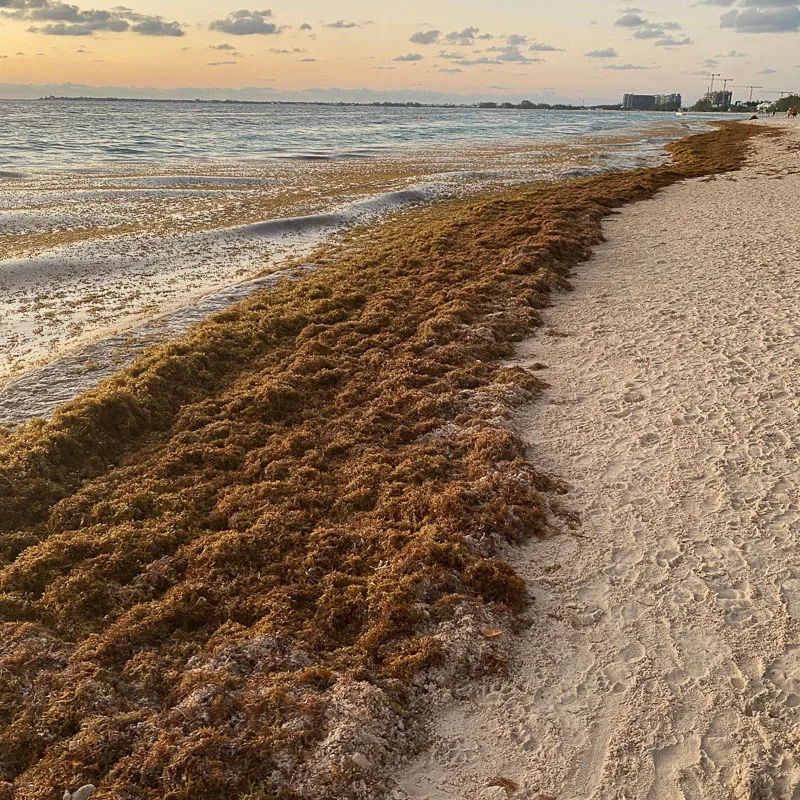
[691,98,715,112]
[775,95,800,113]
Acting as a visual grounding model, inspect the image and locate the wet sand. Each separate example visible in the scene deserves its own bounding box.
[395,119,800,799]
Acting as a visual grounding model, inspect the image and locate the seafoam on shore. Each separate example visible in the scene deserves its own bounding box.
[395,118,800,799]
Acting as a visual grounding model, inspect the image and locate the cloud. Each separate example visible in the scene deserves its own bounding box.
[299,57,316,61]
[208,60,236,66]
[759,66,777,72]
[299,23,312,30]
[506,33,527,45]
[0,0,185,36]
[485,44,543,62]
[616,12,648,26]
[393,52,423,61]
[130,18,183,36]
[718,49,747,57]
[702,58,721,66]
[529,41,564,51]
[444,26,481,45]
[457,56,500,65]
[269,47,304,54]
[604,63,655,69]
[720,4,800,32]
[655,35,693,46]
[325,19,359,28]
[586,47,618,57]
[410,29,440,44]
[209,10,279,36]
[438,67,462,72]
[210,43,236,50]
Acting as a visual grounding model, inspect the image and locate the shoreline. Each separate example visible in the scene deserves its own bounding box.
[0,119,702,425]
[0,121,777,799]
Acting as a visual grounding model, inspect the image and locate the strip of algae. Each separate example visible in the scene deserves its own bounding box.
[0,123,776,800]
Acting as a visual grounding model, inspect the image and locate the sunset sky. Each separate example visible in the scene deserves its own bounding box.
[1,0,799,103]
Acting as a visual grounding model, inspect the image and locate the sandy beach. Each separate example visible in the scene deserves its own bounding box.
[396,119,800,799]
[0,121,783,800]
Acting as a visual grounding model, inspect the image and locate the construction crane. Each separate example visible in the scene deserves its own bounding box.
[733,85,763,103]
[722,78,733,94]
[708,73,721,93]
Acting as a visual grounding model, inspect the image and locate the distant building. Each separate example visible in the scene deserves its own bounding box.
[623,93,682,111]
[623,93,656,110]
[654,93,682,110]
[705,90,732,111]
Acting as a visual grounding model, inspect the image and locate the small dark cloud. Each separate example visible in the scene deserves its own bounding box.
[604,63,656,70]
[438,67,462,72]
[655,35,693,46]
[529,41,564,52]
[410,29,440,44]
[208,60,237,66]
[702,58,721,66]
[131,19,183,36]
[325,19,359,28]
[457,56,500,65]
[721,5,800,33]
[373,65,395,69]
[300,23,312,30]
[759,67,777,73]
[299,57,316,61]
[444,26,481,45]
[485,44,543,62]
[616,12,647,26]
[586,47,618,57]
[210,43,236,50]
[718,50,747,57]
[393,52,423,61]
[209,10,279,36]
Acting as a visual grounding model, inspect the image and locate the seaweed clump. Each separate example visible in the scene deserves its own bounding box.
[0,123,772,799]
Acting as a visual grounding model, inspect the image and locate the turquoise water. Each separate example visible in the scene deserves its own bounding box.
[0,99,741,171]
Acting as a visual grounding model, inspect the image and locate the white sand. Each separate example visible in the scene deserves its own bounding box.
[395,120,800,799]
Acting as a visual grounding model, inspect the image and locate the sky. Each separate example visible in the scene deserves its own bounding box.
[0,0,799,103]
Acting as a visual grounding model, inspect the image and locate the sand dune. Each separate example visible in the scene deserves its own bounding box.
[395,120,800,799]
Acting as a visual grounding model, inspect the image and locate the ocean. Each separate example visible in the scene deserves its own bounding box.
[0,99,729,169]
[0,100,741,426]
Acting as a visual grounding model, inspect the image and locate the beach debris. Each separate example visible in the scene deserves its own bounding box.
[487,776,520,795]
[62,786,96,800]
[350,752,372,771]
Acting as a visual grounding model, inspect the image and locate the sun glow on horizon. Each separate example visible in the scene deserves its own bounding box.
[1,0,799,103]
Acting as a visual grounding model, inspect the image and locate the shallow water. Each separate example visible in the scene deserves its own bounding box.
[0,101,730,169]
[0,103,741,427]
